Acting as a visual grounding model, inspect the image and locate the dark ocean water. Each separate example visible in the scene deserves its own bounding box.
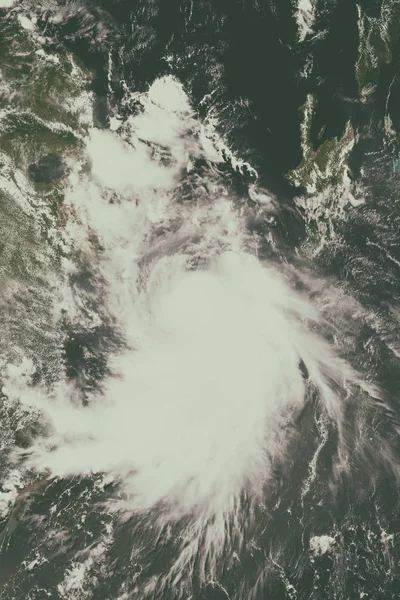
[1,1,400,599]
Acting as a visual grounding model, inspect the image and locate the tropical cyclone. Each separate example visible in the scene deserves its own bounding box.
[5,77,361,592]
[1,2,400,599]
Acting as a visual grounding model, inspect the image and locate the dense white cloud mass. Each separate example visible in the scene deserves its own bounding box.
[4,76,356,580]
[16,251,343,514]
